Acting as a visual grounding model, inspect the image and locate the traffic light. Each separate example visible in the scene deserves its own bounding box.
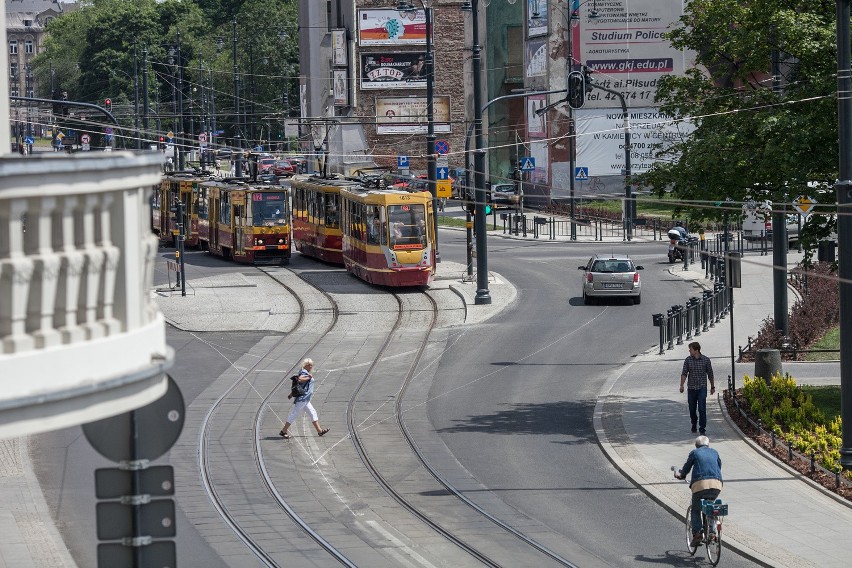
[104,98,112,112]
[467,201,491,215]
[158,136,165,150]
[567,71,585,109]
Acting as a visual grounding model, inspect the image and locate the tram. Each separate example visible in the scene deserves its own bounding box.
[196,179,291,265]
[290,175,355,264]
[339,185,436,287]
[151,172,214,247]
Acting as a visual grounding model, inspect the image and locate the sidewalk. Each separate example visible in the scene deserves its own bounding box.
[593,250,852,567]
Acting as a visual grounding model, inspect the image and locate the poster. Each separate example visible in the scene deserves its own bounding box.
[332,29,347,66]
[361,52,427,89]
[376,96,451,134]
[526,95,546,138]
[575,0,692,108]
[527,0,548,38]
[333,69,348,107]
[357,9,427,45]
[574,107,695,176]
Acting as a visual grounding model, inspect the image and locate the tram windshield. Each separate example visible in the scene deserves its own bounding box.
[251,192,288,226]
[388,203,427,249]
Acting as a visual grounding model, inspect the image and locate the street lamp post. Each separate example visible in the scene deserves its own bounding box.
[233,18,243,178]
[398,1,439,261]
[834,0,852,471]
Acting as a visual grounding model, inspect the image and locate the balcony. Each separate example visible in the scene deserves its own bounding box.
[0,151,173,438]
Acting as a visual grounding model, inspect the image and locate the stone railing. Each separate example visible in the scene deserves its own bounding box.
[0,151,173,438]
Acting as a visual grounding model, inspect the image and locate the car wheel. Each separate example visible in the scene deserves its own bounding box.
[633,295,641,305]
[583,291,593,305]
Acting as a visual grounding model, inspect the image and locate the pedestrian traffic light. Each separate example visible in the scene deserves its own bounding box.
[567,71,585,109]
[104,98,111,112]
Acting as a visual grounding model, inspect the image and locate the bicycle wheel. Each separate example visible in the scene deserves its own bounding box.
[685,506,698,555]
[705,517,722,566]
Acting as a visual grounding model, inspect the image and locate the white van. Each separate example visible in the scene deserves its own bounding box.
[742,200,799,245]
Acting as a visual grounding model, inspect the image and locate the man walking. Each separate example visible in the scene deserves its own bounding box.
[679,341,715,435]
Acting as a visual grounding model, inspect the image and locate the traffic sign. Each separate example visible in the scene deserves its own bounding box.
[575,167,589,181]
[83,375,184,463]
[437,166,449,180]
[397,155,409,168]
[436,180,452,198]
[436,155,449,168]
[435,139,450,155]
[24,136,34,145]
[793,195,816,216]
[198,132,208,143]
[520,157,535,171]
[81,134,91,144]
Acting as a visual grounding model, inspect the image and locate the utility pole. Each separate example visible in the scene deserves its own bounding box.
[177,31,185,170]
[771,44,789,336]
[142,46,149,144]
[834,0,852,471]
[233,17,243,178]
[133,44,141,149]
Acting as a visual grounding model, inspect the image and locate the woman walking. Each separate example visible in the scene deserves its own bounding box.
[279,358,329,439]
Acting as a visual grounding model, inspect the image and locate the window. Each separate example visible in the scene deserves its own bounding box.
[10,63,17,78]
[10,88,19,98]
[25,40,33,54]
[26,88,33,98]
[9,40,17,55]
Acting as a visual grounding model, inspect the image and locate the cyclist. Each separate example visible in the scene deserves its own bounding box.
[675,435,723,546]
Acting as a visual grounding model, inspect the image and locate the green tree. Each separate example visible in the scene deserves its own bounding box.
[640,0,838,247]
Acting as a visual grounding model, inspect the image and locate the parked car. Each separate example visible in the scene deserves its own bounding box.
[271,159,297,176]
[258,157,277,173]
[578,254,644,305]
[490,183,519,208]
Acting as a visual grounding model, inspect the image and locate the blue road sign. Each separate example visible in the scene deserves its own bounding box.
[575,167,589,181]
[397,155,409,168]
[24,136,34,145]
[520,157,535,171]
[435,140,450,155]
[437,167,449,180]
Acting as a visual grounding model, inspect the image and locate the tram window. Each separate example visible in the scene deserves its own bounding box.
[219,193,230,224]
[325,194,339,228]
[197,187,208,220]
[388,204,426,248]
[367,206,382,245]
[252,192,287,226]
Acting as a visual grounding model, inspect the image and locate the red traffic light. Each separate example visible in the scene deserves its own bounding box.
[104,98,112,110]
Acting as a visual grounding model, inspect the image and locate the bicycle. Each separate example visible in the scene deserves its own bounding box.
[671,466,728,566]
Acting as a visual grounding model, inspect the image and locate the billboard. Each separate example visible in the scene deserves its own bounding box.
[376,96,451,134]
[333,69,348,107]
[361,52,427,89]
[332,29,347,66]
[357,9,427,46]
[527,0,548,38]
[574,108,695,176]
[575,0,693,108]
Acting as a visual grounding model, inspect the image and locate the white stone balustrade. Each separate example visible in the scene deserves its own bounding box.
[0,152,173,438]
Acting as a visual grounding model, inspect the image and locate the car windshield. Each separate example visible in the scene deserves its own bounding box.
[591,259,633,273]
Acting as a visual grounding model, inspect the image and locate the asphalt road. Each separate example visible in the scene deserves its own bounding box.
[426,231,757,567]
[29,230,760,567]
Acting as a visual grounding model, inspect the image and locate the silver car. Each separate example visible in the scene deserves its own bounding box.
[579,254,644,305]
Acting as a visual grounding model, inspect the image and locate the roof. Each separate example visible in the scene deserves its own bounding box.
[5,0,68,15]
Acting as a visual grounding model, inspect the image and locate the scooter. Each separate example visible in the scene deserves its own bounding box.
[668,237,684,263]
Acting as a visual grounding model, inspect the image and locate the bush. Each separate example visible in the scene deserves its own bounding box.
[746,262,839,360]
[740,373,843,473]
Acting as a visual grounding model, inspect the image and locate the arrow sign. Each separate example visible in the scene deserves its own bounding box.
[437,167,449,180]
[574,167,589,181]
[520,157,535,171]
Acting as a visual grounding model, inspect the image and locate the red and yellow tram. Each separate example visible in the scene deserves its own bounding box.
[152,173,213,247]
[290,175,352,264]
[197,179,291,265]
[339,185,435,287]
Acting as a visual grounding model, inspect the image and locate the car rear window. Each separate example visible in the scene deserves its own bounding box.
[591,260,633,273]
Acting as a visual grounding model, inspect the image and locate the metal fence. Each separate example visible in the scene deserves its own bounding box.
[652,283,731,355]
[494,212,666,240]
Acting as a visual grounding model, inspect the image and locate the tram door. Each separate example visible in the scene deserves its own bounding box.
[209,188,220,251]
[233,192,246,257]
[159,183,170,237]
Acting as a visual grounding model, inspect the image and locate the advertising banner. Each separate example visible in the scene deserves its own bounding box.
[332,29,347,66]
[376,96,451,134]
[527,0,549,38]
[526,95,547,138]
[357,9,427,46]
[333,69,348,106]
[574,107,695,176]
[361,52,427,89]
[575,0,693,108]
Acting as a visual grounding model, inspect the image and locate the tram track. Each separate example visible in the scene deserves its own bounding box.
[197,266,357,567]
